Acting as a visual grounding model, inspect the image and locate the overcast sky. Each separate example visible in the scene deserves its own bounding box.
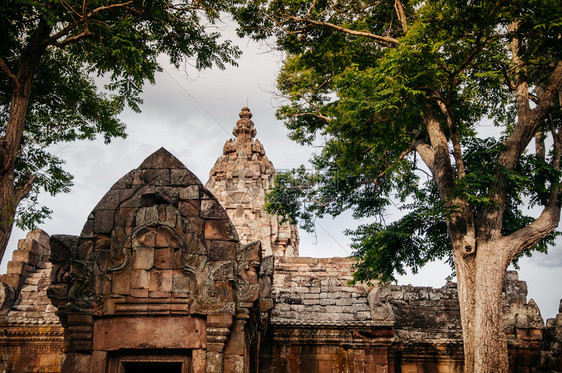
[2,22,561,319]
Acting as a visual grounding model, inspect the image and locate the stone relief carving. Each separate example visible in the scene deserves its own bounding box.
[368,284,396,322]
[174,229,208,278]
[194,261,236,315]
[47,235,87,314]
[0,282,15,313]
[237,241,262,305]
[66,259,95,312]
[258,255,275,329]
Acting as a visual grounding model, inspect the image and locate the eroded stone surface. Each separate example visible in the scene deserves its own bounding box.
[43,147,273,373]
[206,107,299,257]
[0,230,64,373]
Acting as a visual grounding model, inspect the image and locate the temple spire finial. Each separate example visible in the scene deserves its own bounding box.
[233,106,256,141]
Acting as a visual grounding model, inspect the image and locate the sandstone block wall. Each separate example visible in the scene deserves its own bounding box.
[265,257,562,373]
[0,230,63,373]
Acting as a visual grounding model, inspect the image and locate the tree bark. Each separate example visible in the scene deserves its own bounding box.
[0,20,50,263]
[472,242,510,373]
[453,244,476,373]
[0,176,17,262]
[453,238,511,373]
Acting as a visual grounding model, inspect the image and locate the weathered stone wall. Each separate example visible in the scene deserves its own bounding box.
[206,107,299,258]
[46,148,273,373]
[263,257,394,372]
[265,256,561,373]
[0,230,64,373]
[541,300,562,371]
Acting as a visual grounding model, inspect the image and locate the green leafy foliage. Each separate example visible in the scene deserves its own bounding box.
[1,0,243,231]
[241,0,562,283]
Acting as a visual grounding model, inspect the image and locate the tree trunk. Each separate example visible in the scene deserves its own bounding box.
[473,242,509,372]
[453,247,476,373]
[0,87,35,263]
[456,240,510,373]
[0,20,50,263]
[0,176,17,263]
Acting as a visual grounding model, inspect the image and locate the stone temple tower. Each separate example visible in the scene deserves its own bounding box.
[206,107,299,257]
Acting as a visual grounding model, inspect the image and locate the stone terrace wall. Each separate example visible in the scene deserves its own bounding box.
[262,257,394,373]
[389,282,462,342]
[270,257,373,324]
[265,257,561,373]
[0,230,64,373]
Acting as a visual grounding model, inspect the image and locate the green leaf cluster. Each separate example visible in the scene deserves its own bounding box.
[243,0,562,283]
[1,0,243,230]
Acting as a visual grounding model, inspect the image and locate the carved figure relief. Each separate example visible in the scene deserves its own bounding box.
[368,284,396,322]
[237,241,262,305]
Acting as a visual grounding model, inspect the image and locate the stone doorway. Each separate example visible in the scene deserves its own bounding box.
[122,362,182,373]
[109,352,190,373]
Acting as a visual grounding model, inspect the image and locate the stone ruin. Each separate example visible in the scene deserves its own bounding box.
[0,107,560,372]
[206,107,299,258]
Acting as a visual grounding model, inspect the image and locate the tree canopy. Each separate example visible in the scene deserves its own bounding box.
[0,0,242,258]
[235,0,562,371]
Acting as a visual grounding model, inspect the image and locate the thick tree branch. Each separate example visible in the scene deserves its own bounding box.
[2,20,50,174]
[436,99,465,178]
[287,16,400,46]
[422,110,455,199]
[479,61,562,240]
[503,126,562,263]
[45,23,78,46]
[414,138,434,170]
[422,110,476,256]
[496,62,562,173]
[394,0,408,32]
[510,120,562,260]
[15,174,37,203]
[0,57,20,91]
[508,21,531,122]
[54,30,94,47]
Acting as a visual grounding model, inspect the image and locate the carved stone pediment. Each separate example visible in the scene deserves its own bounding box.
[47,148,273,373]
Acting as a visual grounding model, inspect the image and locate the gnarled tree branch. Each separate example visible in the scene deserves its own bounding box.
[287,16,400,46]
[0,57,20,91]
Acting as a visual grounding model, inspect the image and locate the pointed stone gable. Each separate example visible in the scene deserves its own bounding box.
[206,107,299,257]
[47,147,274,373]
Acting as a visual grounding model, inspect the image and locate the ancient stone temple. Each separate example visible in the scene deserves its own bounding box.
[43,148,274,373]
[0,107,561,372]
[206,107,299,257]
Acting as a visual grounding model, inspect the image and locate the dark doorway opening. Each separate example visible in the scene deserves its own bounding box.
[123,362,182,373]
